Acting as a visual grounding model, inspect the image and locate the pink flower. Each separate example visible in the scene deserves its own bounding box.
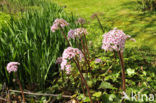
[95,58,102,63]
[61,47,84,70]
[74,28,88,38]
[68,29,75,39]
[65,65,71,74]
[6,62,20,73]
[56,57,62,64]
[51,18,69,32]
[102,28,130,51]
[62,47,84,60]
[61,60,67,70]
[67,28,88,39]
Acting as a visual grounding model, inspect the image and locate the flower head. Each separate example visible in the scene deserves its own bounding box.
[61,47,84,70]
[68,29,75,39]
[74,28,88,38]
[51,18,69,32]
[102,28,130,51]
[6,62,20,73]
[62,47,84,60]
[67,28,88,39]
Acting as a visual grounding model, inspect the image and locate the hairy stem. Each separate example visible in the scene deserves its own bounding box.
[84,35,90,60]
[6,87,11,103]
[83,35,91,72]
[118,51,126,103]
[80,38,91,72]
[60,28,71,46]
[15,73,25,103]
[81,80,86,96]
[118,51,126,91]
[74,57,93,103]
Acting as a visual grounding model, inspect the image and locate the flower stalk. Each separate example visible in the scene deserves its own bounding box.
[80,38,91,72]
[60,27,71,46]
[118,51,126,91]
[74,57,93,103]
[15,73,25,103]
[93,14,104,33]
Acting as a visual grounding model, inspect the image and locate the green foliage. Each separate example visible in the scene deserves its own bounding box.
[99,81,115,89]
[50,41,155,102]
[0,0,156,102]
[0,12,10,33]
[137,0,156,11]
[0,1,78,88]
[0,0,44,14]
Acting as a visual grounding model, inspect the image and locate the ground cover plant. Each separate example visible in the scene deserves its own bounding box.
[0,0,156,102]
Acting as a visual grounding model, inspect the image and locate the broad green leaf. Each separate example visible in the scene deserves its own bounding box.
[127,68,135,76]
[109,94,116,101]
[78,94,85,100]
[57,94,62,100]
[83,97,90,102]
[87,80,93,87]
[93,92,102,97]
[99,81,114,89]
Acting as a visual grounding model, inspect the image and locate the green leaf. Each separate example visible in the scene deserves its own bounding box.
[93,92,102,98]
[87,80,93,87]
[78,94,85,100]
[127,68,135,76]
[57,94,62,100]
[99,81,114,89]
[109,94,116,101]
[83,97,90,102]
[72,94,77,98]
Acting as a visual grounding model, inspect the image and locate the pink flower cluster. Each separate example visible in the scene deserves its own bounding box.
[51,18,69,32]
[6,62,20,73]
[68,28,88,39]
[61,47,84,74]
[68,29,75,39]
[102,28,130,51]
